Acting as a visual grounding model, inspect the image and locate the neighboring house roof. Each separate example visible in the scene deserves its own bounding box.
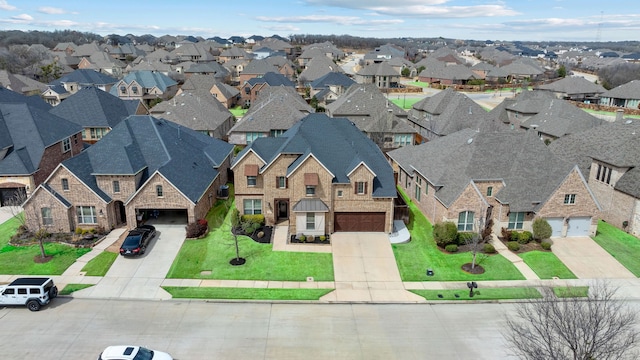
[234,113,397,198]
[299,56,344,82]
[66,115,233,203]
[310,72,355,90]
[242,58,278,75]
[109,71,177,95]
[601,80,640,100]
[387,129,578,212]
[499,59,544,76]
[0,70,47,94]
[151,90,233,132]
[254,86,314,113]
[184,62,230,79]
[49,87,137,129]
[357,62,400,77]
[418,62,477,81]
[536,76,606,96]
[54,69,118,87]
[228,94,308,134]
[246,72,295,87]
[519,98,603,138]
[0,103,82,176]
[549,120,640,198]
[0,86,51,110]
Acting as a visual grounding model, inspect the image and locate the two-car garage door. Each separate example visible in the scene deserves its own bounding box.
[546,217,592,237]
[334,212,385,232]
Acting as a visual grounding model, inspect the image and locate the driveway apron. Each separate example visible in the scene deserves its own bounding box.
[551,236,636,279]
[80,224,186,299]
[321,233,425,303]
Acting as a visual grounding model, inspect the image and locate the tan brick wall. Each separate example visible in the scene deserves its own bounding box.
[96,175,138,202]
[587,161,638,234]
[23,189,73,233]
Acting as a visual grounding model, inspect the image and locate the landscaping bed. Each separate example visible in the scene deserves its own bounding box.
[289,234,330,244]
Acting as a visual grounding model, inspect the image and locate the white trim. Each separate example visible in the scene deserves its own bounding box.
[287,153,335,179]
[346,161,377,178]
[124,170,195,206]
[21,184,72,209]
[230,148,267,170]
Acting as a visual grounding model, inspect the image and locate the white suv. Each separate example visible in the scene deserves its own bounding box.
[0,277,58,311]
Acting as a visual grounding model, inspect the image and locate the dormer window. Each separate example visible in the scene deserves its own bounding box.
[120,86,126,94]
[355,181,367,195]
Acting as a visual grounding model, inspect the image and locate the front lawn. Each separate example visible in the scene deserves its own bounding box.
[392,188,525,281]
[389,98,422,110]
[519,251,577,279]
[554,286,589,298]
[592,220,640,276]
[81,251,118,276]
[59,284,94,295]
[163,287,332,300]
[411,287,542,301]
[167,200,334,281]
[229,107,248,117]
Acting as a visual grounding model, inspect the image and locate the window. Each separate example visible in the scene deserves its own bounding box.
[415,178,422,201]
[120,86,127,94]
[73,134,78,144]
[3,288,14,295]
[132,86,139,95]
[306,185,316,196]
[394,134,412,147]
[77,206,97,224]
[597,164,612,184]
[276,176,286,189]
[113,181,120,193]
[41,207,53,226]
[18,288,27,295]
[356,181,366,195]
[270,129,285,137]
[243,199,262,215]
[246,132,263,144]
[508,212,525,230]
[62,137,71,152]
[156,185,163,197]
[306,213,315,230]
[458,211,474,231]
[247,176,257,186]
[90,128,107,139]
[337,190,343,197]
[29,288,41,294]
[62,178,69,191]
[564,194,576,205]
[487,186,493,196]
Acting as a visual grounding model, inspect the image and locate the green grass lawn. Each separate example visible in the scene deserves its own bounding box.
[230,107,248,117]
[592,220,640,276]
[392,188,525,282]
[406,80,429,87]
[582,108,640,119]
[163,287,333,300]
[0,215,91,275]
[411,287,542,301]
[59,284,94,295]
[389,98,422,110]
[166,200,334,281]
[81,251,118,276]
[554,286,589,298]
[519,251,576,279]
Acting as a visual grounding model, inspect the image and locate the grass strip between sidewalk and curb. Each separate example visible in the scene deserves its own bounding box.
[163,286,333,300]
[519,251,577,279]
[59,284,94,295]
[592,220,640,276]
[80,251,118,276]
[410,287,542,301]
[553,286,589,298]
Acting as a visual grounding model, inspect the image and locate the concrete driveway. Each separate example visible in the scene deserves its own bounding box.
[76,224,186,299]
[321,232,424,303]
[551,236,636,279]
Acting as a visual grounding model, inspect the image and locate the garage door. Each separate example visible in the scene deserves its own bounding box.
[546,217,563,237]
[138,209,189,225]
[334,212,385,232]
[566,217,591,237]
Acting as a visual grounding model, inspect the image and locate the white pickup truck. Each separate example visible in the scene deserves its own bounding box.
[0,277,58,311]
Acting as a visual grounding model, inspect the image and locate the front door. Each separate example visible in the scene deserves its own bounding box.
[276,199,289,221]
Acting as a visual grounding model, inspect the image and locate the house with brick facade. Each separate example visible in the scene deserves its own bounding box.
[109,70,178,106]
[549,121,640,236]
[0,99,83,206]
[387,129,601,237]
[22,116,233,233]
[231,113,396,236]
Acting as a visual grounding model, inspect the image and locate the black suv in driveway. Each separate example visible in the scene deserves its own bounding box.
[119,225,156,256]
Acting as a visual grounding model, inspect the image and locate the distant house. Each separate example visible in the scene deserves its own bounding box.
[388,129,601,237]
[309,72,355,107]
[549,121,640,236]
[49,87,145,144]
[110,70,178,105]
[241,72,295,107]
[179,74,240,109]
[599,80,640,109]
[417,60,477,86]
[150,90,235,139]
[41,69,118,106]
[0,100,84,205]
[0,70,47,96]
[298,56,344,85]
[231,113,397,235]
[535,76,606,103]
[23,116,234,232]
[355,62,401,88]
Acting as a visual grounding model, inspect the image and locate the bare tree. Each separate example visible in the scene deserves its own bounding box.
[503,282,639,360]
[6,191,48,259]
[464,232,487,271]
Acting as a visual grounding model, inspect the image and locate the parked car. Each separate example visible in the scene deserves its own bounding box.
[119,225,156,256]
[0,277,58,311]
[98,345,173,360]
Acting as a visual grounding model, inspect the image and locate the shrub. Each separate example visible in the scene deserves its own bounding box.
[501,227,512,242]
[433,221,458,247]
[541,241,552,250]
[519,231,533,244]
[75,228,84,235]
[532,218,552,241]
[319,235,327,242]
[185,222,207,238]
[197,218,208,227]
[240,214,265,225]
[510,231,521,243]
[482,219,494,239]
[445,244,458,253]
[298,235,306,242]
[483,243,496,254]
[507,241,520,252]
[456,232,475,245]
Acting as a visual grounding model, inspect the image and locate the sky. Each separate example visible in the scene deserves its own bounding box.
[0,0,639,42]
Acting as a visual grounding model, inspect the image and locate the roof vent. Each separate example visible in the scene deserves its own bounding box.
[625,119,633,124]
[467,138,473,144]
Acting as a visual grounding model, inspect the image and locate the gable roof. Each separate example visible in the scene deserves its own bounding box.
[299,55,344,82]
[235,113,396,198]
[110,71,177,95]
[357,62,400,77]
[0,103,82,176]
[536,76,606,95]
[601,80,640,100]
[49,87,137,128]
[0,86,50,110]
[388,129,577,212]
[0,70,47,94]
[50,69,117,88]
[151,90,233,132]
[68,115,233,203]
[519,98,603,138]
[246,72,294,87]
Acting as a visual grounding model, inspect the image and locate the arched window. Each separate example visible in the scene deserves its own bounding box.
[458,211,474,231]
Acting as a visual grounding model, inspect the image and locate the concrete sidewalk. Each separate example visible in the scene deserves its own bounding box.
[490,234,540,280]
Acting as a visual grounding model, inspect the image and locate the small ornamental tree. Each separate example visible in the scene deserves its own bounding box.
[532,218,552,241]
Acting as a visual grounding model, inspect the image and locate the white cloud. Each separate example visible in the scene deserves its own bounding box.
[0,0,16,11]
[10,13,33,23]
[38,7,66,15]
[257,14,403,26]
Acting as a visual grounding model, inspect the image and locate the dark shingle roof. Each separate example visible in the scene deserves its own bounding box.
[236,114,396,198]
[520,99,603,138]
[309,72,355,89]
[151,90,233,133]
[49,87,136,128]
[601,80,640,100]
[246,72,294,87]
[0,86,50,110]
[536,76,606,96]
